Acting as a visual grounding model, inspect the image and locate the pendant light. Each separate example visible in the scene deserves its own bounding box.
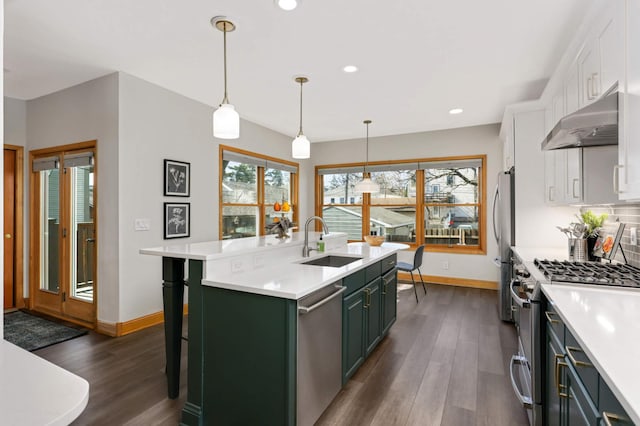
[212,17,240,139]
[291,76,311,159]
[354,120,380,193]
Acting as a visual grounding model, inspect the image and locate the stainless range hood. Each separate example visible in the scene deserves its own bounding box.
[541,84,618,150]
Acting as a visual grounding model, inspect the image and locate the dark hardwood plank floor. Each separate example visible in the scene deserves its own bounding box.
[35,284,528,426]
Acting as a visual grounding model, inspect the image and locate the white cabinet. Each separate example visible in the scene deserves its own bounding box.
[618,0,640,200]
[577,3,623,107]
[565,61,580,115]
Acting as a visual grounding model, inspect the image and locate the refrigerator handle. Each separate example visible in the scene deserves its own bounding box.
[492,183,500,245]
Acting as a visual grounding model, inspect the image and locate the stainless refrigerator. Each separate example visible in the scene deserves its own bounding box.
[492,167,515,322]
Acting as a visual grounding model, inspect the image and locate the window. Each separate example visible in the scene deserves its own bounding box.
[220,146,298,240]
[316,156,486,254]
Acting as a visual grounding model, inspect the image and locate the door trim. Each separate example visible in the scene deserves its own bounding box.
[4,145,25,309]
[28,140,97,328]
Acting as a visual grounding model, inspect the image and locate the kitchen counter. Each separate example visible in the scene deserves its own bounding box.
[0,340,89,425]
[541,283,640,424]
[511,245,569,263]
[203,242,409,299]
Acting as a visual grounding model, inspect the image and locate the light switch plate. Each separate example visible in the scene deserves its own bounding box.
[134,218,151,231]
[631,227,638,245]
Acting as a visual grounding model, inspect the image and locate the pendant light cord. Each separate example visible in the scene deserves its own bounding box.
[298,80,304,136]
[222,22,229,104]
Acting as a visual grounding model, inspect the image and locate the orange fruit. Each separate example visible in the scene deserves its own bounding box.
[274,201,281,211]
[282,201,290,212]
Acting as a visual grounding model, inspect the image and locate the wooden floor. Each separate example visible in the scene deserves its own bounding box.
[35,284,528,426]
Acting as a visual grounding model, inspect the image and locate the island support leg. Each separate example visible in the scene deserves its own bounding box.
[162,257,185,400]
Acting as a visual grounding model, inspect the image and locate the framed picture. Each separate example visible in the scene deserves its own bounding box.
[593,222,626,260]
[164,202,190,239]
[164,159,190,197]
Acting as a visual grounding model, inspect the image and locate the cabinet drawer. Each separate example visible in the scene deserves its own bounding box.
[565,329,599,404]
[364,261,382,283]
[381,254,397,274]
[599,377,633,425]
[343,269,366,297]
[545,302,564,345]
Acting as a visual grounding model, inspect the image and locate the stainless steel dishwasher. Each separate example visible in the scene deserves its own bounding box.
[297,282,346,426]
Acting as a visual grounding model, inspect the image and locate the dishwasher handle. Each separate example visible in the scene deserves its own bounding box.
[298,285,347,314]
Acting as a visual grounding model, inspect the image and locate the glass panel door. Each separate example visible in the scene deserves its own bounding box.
[70,165,94,302]
[39,168,61,293]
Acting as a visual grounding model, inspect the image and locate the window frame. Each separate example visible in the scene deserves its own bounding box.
[315,155,486,254]
[219,145,299,240]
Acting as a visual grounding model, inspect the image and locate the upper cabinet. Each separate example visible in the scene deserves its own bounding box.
[618,0,640,200]
[577,3,624,108]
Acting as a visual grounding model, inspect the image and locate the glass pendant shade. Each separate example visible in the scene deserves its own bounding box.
[291,134,310,159]
[213,103,240,139]
[354,177,379,193]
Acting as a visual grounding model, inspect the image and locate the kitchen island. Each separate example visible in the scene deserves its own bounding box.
[141,232,408,425]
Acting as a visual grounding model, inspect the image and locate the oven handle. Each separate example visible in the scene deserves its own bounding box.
[509,355,533,409]
[510,279,531,309]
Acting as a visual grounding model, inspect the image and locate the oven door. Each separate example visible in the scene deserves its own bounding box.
[510,278,535,424]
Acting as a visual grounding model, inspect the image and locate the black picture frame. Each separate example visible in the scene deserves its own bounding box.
[164,202,190,239]
[164,159,190,197]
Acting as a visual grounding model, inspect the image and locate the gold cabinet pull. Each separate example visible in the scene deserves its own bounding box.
[554,354,571,399]
[545,311,560,324]
[603,411,631,425]
[566,346,593,368]
[364,288,371,309]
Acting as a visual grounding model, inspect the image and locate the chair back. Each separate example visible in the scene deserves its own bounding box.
[413,245,425,269]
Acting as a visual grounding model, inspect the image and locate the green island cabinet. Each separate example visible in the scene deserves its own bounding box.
[544,298,633,426]
[342,254,397,383]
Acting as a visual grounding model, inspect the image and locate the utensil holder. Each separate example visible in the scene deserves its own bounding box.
[571,238,588,262]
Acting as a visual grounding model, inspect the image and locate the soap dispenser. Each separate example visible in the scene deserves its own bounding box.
[317,235,325,253]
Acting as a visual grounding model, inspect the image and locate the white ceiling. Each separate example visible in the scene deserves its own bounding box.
[4,0,594,142]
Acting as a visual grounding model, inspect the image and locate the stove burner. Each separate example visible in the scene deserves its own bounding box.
[534,259,640,288]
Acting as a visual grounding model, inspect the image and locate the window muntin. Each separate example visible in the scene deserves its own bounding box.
[220,146,298,240]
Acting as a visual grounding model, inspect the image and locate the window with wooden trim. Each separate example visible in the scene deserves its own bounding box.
[315,156,486,254]
[220,145,299,240]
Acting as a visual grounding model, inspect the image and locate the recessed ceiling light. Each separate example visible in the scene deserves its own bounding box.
[276,0,298,11]
[449,108,464,115]
[343,65,358,73]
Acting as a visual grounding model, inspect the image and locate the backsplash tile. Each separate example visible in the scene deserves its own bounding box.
[581,204,640,268]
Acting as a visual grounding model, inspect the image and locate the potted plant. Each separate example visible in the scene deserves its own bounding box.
[577,210,608,260]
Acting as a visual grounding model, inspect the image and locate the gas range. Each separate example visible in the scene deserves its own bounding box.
[534,259,640,288]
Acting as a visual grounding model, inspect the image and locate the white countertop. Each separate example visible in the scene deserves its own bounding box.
[0,340,89,425]
[140,232,322,261]
[511,246,570,263]
[203,242,409,300]
[541,284,640,424]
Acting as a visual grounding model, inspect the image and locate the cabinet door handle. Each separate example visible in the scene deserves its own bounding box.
[572,178,580,199]
[592,72,599,98]
[602,411,631,425]
[364,288,371,308]
[587,76,593,100]
[554,354,570,399]
[545,311,560,324]
[548,186,554,202]
[614,165,623,194]
[566,346,593,368]
[382,282,387,295]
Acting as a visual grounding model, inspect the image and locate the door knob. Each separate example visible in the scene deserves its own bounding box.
[5,234,11,239]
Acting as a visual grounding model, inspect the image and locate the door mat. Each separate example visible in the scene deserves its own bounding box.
[3,310,88,352]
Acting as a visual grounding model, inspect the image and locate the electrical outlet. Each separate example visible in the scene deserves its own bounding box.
[231,259,244,273]
[631,227,638,246]
[442,261,449,270]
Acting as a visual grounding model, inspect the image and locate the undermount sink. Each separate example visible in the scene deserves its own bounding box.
[301,255,363,268]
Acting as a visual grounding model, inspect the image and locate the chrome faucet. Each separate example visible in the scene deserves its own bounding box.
[302,216,329,257]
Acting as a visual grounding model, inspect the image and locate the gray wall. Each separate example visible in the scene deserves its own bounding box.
[309,123,503,283]
[26,73,120,322]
